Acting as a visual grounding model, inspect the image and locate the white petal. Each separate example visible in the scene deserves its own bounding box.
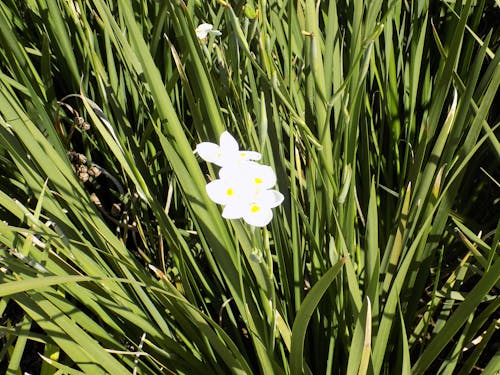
[243,207,273,227]
[246,163,276,190]
[206,180,232,205]
[218,165,232,180]
[219,164,252,182]
[222,203,245,219]
[196,31,209,39]
[206,178,254,205]
[238,150,262,161]
[196,142,221,164]
[219,131,239,153]
[259,166,277,189]
[197,23,213,32]
[257,190,284,208]
[195,23,213,37]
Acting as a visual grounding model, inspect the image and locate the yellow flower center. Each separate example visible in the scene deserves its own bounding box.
[250,204,260,213]
[254,177,263,184]
[226,188,234,196]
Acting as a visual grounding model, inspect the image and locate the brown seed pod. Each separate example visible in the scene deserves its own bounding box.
[88,165,101,177]
[74,116,91,131]
[68,151,87,165]
[78,172,89,183]
[77,165,89,182]
[111,203,121,217]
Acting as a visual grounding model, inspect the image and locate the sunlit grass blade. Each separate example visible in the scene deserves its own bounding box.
[412,258,500,374]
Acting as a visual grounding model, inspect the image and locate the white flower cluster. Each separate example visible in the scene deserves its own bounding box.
[196,131,284,227]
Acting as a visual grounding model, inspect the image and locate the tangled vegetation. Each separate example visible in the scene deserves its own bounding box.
[0,0,498,374]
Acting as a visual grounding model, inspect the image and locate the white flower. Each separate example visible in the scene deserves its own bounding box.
[195,23,222,40]
[222,189,284,227]
[220,161,276,191]
[205,175,253,207]
[197,131,283,227]
[206,161,283,227]
[195,131,261,167]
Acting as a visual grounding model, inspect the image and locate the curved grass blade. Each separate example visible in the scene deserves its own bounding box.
[290,256,346,374]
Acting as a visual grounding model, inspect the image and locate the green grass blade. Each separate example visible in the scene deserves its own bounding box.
[290,257,346,374]
[412,257,500,374]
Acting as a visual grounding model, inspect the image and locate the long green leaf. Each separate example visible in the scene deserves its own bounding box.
[290,257,346,374]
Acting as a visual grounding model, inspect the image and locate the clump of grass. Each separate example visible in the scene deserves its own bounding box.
[0,0,498,374]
